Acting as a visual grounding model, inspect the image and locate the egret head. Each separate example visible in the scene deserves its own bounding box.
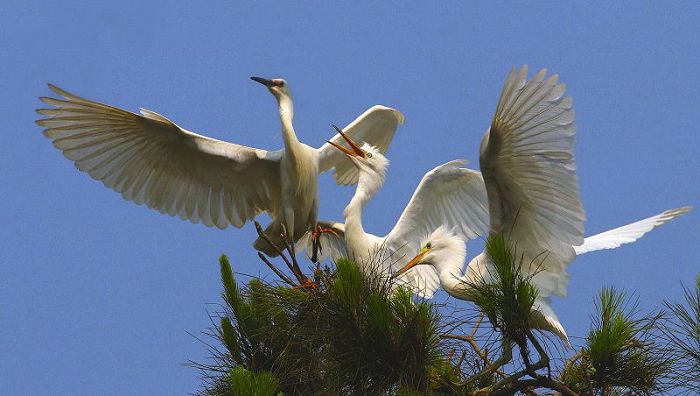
[327,124,389,177]
[393,226,467,279]
[250,76,291,100]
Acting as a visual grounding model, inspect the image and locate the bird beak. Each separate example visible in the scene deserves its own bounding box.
[250,76,276,87]
[326,124,364,157]
[393,247,429,278]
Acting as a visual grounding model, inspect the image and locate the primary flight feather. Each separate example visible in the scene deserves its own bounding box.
[37,78,404,255]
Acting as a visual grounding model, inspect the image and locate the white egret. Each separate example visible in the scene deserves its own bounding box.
[37,78,404,255]
[390,66,689,342]
[397,207,690,342]
[305,126,489,294]
[390,65,586,342]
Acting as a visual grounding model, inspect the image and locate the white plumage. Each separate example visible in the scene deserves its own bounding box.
[37,78,404,254]
[395,66,690,342]
[573,207,691,255]
[302,130,489,296]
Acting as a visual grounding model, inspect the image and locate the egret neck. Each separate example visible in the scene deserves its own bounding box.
[277,95,298,150]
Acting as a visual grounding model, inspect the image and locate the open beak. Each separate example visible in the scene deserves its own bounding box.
[326,124,364,157]
[250,76,276,87]
[393,247,429,278]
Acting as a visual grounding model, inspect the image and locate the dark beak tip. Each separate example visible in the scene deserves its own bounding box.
[251,76,272,86]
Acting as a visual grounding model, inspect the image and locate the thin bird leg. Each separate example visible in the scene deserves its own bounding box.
[257,252,296,286]
[457,338,512,386]
[254,221,305,283]
[310,225,340,263]
[280,223,308,283]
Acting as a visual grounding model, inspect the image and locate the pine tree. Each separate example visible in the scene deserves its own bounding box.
[192,228,700,395]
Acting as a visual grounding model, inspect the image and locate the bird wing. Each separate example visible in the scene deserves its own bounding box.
[37,84,283,229]
[531,297,569,343]
[384,160,490,297]
[318,105,404,185]
[387,160,490,247]
[479,66,584,297]
[574,207,691,255]
[296,221,348,262]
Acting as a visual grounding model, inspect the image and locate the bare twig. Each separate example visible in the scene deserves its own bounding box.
[254,221,306,283]
[257,252,296,287]
[441,333,507,378]
[559,348,584,382]
[279,223,306,282]
[457,339,512,386]
[471,313,484,338]
[455,350,467,372]
[491,376,578,396]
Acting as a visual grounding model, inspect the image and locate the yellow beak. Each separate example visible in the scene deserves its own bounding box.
[326,124,364,157]
[393,247,429,278]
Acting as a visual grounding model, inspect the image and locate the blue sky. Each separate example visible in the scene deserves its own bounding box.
[2,2,698,394]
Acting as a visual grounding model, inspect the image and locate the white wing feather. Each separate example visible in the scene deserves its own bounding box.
[531,297,569,343]
[574,207,691,255]
[38,84,283,229]
[385,160,490,297]
[479,66,585,298]
[318,105,404,185]
[387,160,490,247]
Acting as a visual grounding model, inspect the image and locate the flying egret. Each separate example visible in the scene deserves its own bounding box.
[396,207,690,342]
[305,126,489,294]
[37,78,404,255]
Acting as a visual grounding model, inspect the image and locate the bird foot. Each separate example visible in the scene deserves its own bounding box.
[292,278,318,290]
[310,225,339,263]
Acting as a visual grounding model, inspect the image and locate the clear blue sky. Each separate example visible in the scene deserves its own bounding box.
[2,2,698,394]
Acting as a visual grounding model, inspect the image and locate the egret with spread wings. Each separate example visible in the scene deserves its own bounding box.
[397,207,689,342]
[394,66,690,342]
[37,78,403,255]
[304,126,489,295]
[391,66,584,342]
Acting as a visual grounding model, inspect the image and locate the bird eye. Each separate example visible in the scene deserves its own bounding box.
[366,152,372,158]
[425,242,432,249]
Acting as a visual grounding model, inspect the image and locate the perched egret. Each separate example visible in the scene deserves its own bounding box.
[303,126,489,294]
[396,207,690,342]
[389,65,585,342]
[37,78,404,255]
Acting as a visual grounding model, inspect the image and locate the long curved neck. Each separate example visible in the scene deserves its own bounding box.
[438,267,471,300]
[343,170,384,254]
[438,253,488,301]
[277,95,298,151]
[343,182,372,245]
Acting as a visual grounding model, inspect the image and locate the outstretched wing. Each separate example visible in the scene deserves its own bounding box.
[384,160,489,297]
[387,160,490,248]
[574,207,691,255]
[318,105,404,185]
[38,84,283,229]
[479,66,585,297]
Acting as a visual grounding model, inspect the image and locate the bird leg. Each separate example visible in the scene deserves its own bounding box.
[310,225,339,263]
[292,278,318,290]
